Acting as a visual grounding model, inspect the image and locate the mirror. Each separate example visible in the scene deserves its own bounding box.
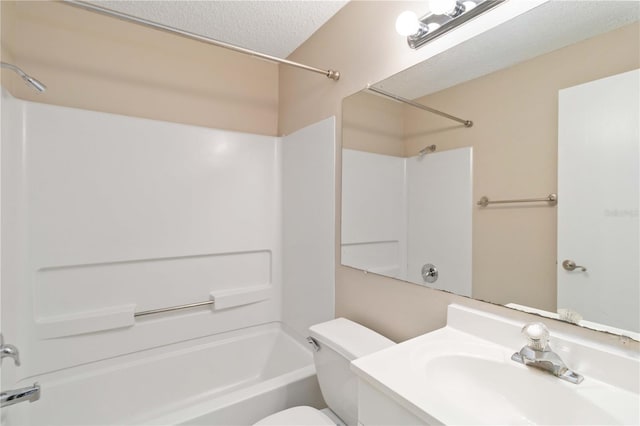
[341,1,639,337]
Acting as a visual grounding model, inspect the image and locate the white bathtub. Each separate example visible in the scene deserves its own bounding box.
[11,323,324,425]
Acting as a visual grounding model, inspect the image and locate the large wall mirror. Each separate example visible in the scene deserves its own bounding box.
[341,1,639,338]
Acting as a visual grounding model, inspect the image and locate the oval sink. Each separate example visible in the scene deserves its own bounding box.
[425,355,629,425]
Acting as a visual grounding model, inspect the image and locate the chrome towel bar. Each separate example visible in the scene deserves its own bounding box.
[134,300,214,317]
[477,193,557,207]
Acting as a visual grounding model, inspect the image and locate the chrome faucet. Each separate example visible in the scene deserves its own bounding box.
[0,334,20,366]
[511,322,584,384]
[0,334,40,408]
[1,383,40,408]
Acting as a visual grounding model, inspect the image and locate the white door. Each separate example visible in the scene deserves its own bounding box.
[557,69,639,333]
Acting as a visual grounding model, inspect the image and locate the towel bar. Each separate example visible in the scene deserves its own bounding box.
[477,193,557,207]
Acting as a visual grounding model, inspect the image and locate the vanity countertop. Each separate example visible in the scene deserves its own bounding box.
[351,304,640,425]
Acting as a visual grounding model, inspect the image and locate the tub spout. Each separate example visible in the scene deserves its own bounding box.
[1,383,40,408]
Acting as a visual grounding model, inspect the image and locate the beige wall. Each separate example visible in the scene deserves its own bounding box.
[280,1,639,348]
[1,1,636,349]
[342,91,405,156]
[0,1,278,136]
[404,23,640,311]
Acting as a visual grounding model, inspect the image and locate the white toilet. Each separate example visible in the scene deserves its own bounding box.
[254,318,395,426]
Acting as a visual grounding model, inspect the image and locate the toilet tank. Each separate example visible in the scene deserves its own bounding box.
[308,318,395,426]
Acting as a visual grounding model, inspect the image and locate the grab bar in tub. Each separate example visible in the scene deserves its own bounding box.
[35,286,272,338]
[35,286,273,339]
[134,300,215,317]
[134,285,272,318]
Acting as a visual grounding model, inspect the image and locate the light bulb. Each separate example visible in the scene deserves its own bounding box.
[462,1,476,12]
[426,22,441,32]
[395,10,420,36]
[427,0,457,15]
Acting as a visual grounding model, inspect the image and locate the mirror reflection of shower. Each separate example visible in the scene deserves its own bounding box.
[341,147,473,296]
[1,62,47,93]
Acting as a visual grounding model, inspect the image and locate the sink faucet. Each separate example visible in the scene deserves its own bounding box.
[511,322,584,384]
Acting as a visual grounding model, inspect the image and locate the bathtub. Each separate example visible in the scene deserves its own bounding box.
[12,322,324,425]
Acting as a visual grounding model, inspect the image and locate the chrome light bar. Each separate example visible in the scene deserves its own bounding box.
[408,0,506,49]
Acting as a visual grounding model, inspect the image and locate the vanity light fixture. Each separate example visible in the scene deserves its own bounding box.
[396,0,505,49]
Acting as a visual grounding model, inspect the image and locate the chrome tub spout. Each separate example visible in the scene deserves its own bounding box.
[1,383,40,408]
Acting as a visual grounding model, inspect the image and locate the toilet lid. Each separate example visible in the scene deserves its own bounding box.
[253,406,336,426]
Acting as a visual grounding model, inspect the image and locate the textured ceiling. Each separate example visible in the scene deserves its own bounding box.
[88,0,349,58]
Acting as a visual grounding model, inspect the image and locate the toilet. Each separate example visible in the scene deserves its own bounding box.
[254,318,395,426]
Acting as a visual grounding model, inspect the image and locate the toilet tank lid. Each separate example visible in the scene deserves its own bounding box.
[309,318,395,360]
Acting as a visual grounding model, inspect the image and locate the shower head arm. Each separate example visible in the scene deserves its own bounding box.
[1,62,29,79]
[1,62,47,93]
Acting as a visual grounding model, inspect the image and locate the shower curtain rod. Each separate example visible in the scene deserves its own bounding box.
[63,0,340,81]
[367,85,472,127]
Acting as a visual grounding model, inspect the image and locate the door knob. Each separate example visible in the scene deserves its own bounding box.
[562,260,587,272]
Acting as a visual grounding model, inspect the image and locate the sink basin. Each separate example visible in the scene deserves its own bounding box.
[351,305,640,425]
[424,354,630,424]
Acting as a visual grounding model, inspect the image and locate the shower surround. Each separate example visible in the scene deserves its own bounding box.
[0,90,335,425]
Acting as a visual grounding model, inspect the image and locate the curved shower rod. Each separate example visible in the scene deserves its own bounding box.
[63,0,340,81]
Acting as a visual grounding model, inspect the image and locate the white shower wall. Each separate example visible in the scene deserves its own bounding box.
[1,89,334,380]
[341,150,407,278]
[341,148,472,296]
[282,118,336,341]
[406,148,473,297]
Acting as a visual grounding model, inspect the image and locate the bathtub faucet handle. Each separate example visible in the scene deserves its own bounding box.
[0,334,20,366]
[306,337,320,352]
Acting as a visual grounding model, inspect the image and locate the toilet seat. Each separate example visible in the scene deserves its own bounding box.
[253,406,336,426]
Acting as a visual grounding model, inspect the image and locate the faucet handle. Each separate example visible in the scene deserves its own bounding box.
[521,322,549,350]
